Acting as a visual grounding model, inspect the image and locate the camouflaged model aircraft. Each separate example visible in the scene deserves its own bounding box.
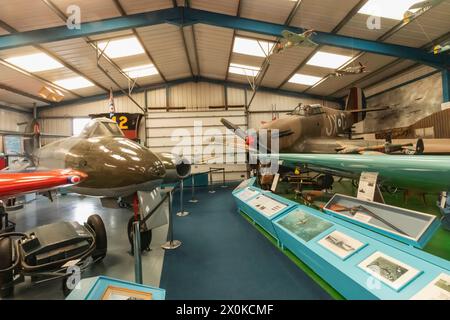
[431,41,450,55]
[331,62,368,78]
[222,88,396,154]
[403,0,443,22]
[274,29,318,53]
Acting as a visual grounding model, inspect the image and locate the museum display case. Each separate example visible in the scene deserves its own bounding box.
[233,178,450,300]
[323,194,440,248]
[66,276,166,300]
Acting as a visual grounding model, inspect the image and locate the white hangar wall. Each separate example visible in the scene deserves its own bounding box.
[0,108,32,153]
[38,81,339,182]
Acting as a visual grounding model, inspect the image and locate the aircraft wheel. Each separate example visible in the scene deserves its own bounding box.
[416,138,425,155]
[62,277,73,297]
[317,174,334,190]
[127,217,152,254]
[0,237,14,298]
[87,214,107,261]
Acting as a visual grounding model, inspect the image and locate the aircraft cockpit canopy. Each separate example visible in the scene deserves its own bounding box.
[290,104,324,117]
[79,118,125,138]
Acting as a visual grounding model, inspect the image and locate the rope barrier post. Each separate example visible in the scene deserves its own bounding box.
[162,190,182,250]
[133,221,143,284]
[209,168,216,194]
[189,174,198,203]
[221,168,227,188]
[176,178,189,217]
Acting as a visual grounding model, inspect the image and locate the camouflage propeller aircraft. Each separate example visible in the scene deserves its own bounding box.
[274,29,318,54]
[331,62,368,78]
[403,0,444,22]
[431,41,450,55]
[222,88,398,154]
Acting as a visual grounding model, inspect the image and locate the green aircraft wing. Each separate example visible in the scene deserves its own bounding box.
[265,153,450,193]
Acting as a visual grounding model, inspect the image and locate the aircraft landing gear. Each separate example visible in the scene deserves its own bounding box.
[438,192,450,231]
[127,194,152,255]
[0,202,15,235]
[316,174,334,190]
[127,217,152,254]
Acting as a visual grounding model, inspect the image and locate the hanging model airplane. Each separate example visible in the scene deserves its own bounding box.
[431,41,450,55]
[331,62,368,78]
[403,0,443,22]
[274,29,318,54]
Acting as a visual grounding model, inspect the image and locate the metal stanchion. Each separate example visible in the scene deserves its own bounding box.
[221,168,227,188]
[133,221,143,284]
[176,179,189,217]
[189,174,198,203]
[162,191,182,250]
[208,169,216,194]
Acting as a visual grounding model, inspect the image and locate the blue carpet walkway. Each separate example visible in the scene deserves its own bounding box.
[160,185,331,300]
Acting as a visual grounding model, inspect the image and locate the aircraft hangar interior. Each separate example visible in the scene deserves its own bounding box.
[0,0,450,305]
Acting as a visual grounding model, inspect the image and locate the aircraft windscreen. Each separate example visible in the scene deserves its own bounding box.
[80,120,124,137]
[92,122,124,137]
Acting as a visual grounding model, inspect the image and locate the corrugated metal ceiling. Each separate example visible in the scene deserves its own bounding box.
[0,0,448,109]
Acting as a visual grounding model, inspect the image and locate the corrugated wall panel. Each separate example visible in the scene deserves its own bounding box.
[226,87,246,106]
[39,93,145,117]
[148,88,167,109]
[169,82,225,109]
[0,110,32,153]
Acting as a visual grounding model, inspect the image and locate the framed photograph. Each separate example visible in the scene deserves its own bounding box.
[101,286,153,300]
[277,209,333,242]
[358,252,420,291]
[411,273,450,300]
[318,230,366,260]
[248,195,288,218]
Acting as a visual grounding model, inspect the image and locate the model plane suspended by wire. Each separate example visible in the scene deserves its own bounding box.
[331,62,368,78]
[403,0,443,22]
[274,30,318,54]
[431,41,450,55]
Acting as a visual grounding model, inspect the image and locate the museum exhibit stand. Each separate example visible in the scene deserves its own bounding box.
[233,178,450,300]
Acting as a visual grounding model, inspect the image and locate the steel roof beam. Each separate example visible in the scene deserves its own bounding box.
[313,0,446,96]
[0,19,108,93]
[0,83,49,104]
[224,0,242,81]
[0,7,447,68]
[112,0,168,82]
[38,76,342,111]
[277,0,369,89]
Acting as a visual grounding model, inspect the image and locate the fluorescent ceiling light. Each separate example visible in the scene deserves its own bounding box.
[6,52,63,72]
[307,51,353,69]
[229,63,261,77]
[359,0,421,20]
[233,37,275,58]
[54,77,94,90]
[97,37,145,59]
[123,64,158,78]
[289,74,323,86]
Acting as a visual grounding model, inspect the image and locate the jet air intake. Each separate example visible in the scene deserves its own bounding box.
[156,152,192,183]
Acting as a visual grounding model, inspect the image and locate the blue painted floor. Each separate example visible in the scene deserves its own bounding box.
[160,186,331,300]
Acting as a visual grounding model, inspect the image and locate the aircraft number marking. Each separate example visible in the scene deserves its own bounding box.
[111,115,129,130]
